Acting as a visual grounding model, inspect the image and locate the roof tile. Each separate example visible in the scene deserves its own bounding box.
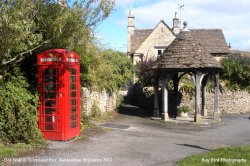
[152,30,222,70]
[130,27,229,54]
[130,29,153,52]
[190,29,229,54]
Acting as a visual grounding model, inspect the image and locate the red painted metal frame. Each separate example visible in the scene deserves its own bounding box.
[37,49,80,141]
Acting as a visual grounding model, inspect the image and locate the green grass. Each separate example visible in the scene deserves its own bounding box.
[0,143,43,162]
[178,145,250,166]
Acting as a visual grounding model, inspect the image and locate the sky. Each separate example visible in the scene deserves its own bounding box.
[96,0,250,52]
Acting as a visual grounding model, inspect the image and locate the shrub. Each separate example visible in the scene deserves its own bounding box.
[179,74,195,95]
[135,59,156,86]
[90,100,102,118]
[80,113,94,132]
[0,68,42,144]
[221,54,250,92]
[79,49,133,93]
[177,106,190,114]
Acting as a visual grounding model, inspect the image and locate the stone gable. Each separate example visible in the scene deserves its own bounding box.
[135,21,175,62]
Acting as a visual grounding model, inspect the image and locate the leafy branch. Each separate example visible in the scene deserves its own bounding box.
[0,40,50,67]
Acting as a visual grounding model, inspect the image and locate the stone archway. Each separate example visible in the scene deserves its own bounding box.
[153,71,221,123]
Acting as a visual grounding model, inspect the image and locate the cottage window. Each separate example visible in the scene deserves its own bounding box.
[158,50,162,56]
[155,46,166,57]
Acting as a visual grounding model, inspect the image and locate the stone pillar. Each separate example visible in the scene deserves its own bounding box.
[195,72,202,123]
[153,77,160,117]
[162,76,169,121]
[214,73,221,123]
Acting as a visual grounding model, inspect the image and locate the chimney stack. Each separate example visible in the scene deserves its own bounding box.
[128,9,135,53]
[172,12,180,34]
[128,9,135,35]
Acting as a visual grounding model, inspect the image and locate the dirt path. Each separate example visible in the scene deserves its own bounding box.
[4,105,250,166]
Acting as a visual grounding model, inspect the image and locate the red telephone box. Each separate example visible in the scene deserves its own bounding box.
[37,49,80,141]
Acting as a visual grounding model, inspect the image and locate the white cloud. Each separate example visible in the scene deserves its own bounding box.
[131,1,177,27]
[115,0,151,8]
[123,0,250,51]
[224,29,250,51]
[236,40,250,51]
[115,0,136,7]
[117,20,127,27]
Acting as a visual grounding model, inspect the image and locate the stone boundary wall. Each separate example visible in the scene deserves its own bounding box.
[181,91,250,114]
[81,87,118,115]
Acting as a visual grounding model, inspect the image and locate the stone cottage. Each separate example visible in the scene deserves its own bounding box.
[127,10,230,64]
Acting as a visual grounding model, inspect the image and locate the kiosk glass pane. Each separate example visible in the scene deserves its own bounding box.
[42,68,59,132]
[69,68,78,129]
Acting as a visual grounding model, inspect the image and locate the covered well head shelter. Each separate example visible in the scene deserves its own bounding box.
[152,24,222,123]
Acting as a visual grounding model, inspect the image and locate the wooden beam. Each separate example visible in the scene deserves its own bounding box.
[173,73,179,118]
[153,77,160,117]
[194,72,203,123]
[214,73,221,123]
[201,85,207,116]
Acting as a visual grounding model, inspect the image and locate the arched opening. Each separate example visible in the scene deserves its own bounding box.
[153,71,221,123]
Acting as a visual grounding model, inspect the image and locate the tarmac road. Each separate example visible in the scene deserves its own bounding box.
[6,105,250,166]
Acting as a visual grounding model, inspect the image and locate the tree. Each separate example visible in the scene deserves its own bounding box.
[0,0,44,70]
[0,0,115,143]
[101,50,133,89]
[0,0,115,73]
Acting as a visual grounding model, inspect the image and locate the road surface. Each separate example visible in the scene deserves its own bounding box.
[4,105,250,166]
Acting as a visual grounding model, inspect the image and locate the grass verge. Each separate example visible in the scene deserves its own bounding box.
[177,145,250,166]
[0,110,117,163]
[0,143,44,163]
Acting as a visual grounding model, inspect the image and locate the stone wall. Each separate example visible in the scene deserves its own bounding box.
[81,87,118,115]
[181,91,250,114]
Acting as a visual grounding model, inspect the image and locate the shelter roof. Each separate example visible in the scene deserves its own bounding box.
[152,30,222,71]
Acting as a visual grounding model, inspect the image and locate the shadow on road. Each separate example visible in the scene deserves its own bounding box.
[118,104,153,118]
[176,144,210,151]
